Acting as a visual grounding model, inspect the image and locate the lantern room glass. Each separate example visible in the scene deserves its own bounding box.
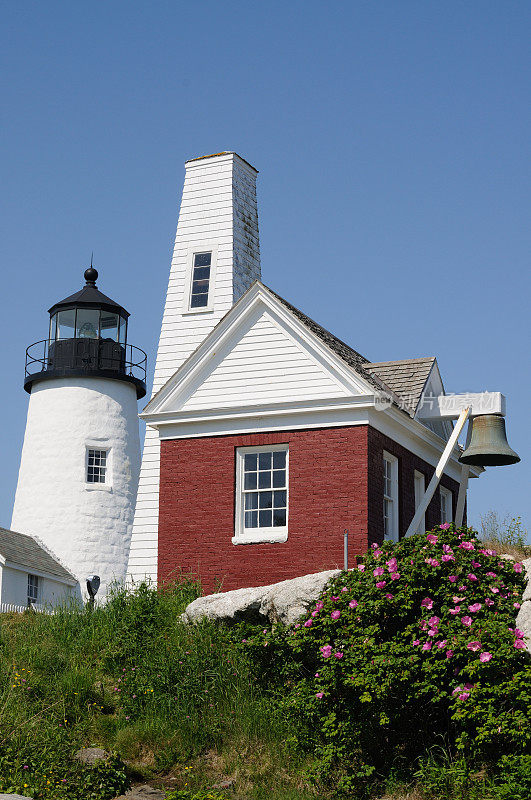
[56,309,76,339]
[48,309,127,343]
[76,308,100,339]
[100,312,119,341]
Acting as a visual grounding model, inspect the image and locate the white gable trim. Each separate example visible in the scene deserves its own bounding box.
[143,282,386,417]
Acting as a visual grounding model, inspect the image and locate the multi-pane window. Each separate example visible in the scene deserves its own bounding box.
[440,486,453,524]
[87,449,107,483]
[190,252,212,309]
[241,448,288,531]
[27,574,39,605]
[383,453,399,542]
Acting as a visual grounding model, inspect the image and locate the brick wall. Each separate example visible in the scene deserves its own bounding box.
[158,425,463,593]
[159,427,369,593]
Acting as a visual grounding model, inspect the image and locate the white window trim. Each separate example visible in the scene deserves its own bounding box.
[233,443,289,545]
[383,451,399,543]
[85,445,112,492]
[414,470,426,535]
[27,573,39,604]
[440,486,453,524]
[182,244,218,315]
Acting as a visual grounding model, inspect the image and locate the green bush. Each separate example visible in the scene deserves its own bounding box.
[243,526,530,795]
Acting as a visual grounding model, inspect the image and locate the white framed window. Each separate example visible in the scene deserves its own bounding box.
[183,246,218,314]
[383,452,399,542]
[86,448,108,484]
[414,470,426,535]
[233,444,289,544]
[440,486,453,524]
[27,574,39,605]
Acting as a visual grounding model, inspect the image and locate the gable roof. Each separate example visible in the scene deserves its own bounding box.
[144,280,439,422]
[0,527,76,583]
[367,358,436,417]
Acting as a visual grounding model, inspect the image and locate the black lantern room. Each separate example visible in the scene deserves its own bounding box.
[25,267,146,398]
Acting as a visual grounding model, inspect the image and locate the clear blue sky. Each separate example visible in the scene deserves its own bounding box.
[1,1,529,536]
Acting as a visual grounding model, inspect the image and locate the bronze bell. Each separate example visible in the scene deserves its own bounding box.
[459,414,520,467]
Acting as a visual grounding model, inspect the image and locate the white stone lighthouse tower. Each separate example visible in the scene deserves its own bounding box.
[11,266,146,601]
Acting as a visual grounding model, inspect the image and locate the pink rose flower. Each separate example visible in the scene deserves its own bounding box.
[427,629,437,637]
[471,561,481,569]
[485,598,495,606]
[421,598,434,610]
[514,628,524,638]
[460,541,475,551]
[373,567,385,577]
[442,554,455,562]
[466,641,481,652]
[425,558,440,567]
[448,576,457,583]
[443,544,453,553]
[514,640,525,650]
[315,601,324,611]
[486,572,497,579]
[514,603,521,609]
[330,610,341,620]
[449,607,460,615]
[349,599,358,608]
[428,616,440,626]
[437,640,448,648]
[316,692,324,699]
[439,522,450,530]
[490,587,499,594]
[376,581,387,589]
[459,585,467,592]
[334,651,344,659]
[467,574,478,582]
[479,652,492,663]
[461,616,472,627]
[385,593,394,600]
[358,564,365,572]
[422,642,432,651]
[458,692,470,701]
[413,639,420,646]
[514,563,523,573]
[390,572,401,580]
[427,534,438,544]
[446,649,453,658]
[386,557,398,572]
[468,603,482,612]
[320,645,333,658]
[304,619,312,627]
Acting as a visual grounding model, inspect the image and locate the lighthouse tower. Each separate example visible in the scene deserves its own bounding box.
[11,266,146,601]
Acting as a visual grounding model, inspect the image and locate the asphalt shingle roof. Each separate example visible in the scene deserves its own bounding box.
[0,527,76,582]
[367,358,436,416]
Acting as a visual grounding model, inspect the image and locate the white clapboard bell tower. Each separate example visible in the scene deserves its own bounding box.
[127,152,261,584]
[12,267,146,600]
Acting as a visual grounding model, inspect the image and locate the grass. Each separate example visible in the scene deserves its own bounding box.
[0,579,325,800]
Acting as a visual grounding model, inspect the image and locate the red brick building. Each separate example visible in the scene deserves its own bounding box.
[128,153,476,592]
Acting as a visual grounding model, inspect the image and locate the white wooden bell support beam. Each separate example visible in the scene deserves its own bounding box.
[405,407,471,538]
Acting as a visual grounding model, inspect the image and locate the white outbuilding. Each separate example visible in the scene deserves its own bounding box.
[0,527,77,610]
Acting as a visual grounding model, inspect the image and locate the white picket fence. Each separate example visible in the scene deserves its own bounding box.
[0,602,50,614]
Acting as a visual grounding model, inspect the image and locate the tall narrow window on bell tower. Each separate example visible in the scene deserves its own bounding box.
[189,252,212,309]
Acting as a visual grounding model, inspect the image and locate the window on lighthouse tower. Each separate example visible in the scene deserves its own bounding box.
[86,449,108,483]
